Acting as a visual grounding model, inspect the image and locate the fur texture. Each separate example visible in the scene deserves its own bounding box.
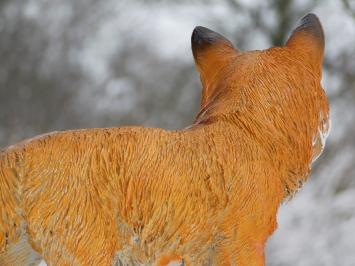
[0,14,329,265]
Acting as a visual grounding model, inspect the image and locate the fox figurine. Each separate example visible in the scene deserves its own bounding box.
[0,13,329,266]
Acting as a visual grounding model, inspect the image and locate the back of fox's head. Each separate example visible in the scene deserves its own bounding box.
[191,14,329,196]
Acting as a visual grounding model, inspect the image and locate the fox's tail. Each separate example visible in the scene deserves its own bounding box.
[0,148,41,265]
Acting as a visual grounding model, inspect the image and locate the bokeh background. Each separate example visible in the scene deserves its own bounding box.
[0,0,354,265]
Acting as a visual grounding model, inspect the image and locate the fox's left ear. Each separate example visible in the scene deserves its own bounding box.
[286,13,324,70]
[191,26,238,107]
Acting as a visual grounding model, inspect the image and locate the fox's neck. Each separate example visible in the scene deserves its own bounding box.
[191,101,312,200]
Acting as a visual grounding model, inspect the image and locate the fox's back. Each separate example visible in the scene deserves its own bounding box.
[0,126,233,264]
[0,127,171,265]
[1,123,273,264]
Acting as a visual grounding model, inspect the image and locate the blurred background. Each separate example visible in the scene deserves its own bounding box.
[0,0,354,265]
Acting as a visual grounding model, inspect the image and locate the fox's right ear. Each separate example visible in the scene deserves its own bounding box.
[286,13,325,71]
[191,26,238,107]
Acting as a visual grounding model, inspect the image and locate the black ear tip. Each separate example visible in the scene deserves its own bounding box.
[302,13,319,21]
[295,13,324,40]
[191,26,227,47]
[299,13,321,27]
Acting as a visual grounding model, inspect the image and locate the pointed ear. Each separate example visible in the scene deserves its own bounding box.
[191,26,238,107]
[286,13,325,69]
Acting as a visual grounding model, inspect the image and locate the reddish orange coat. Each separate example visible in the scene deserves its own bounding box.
[0,14,329,266]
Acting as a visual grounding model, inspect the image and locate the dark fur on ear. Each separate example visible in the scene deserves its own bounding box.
[191,26,237,108]
[191,26,233,57]
[287,13,324,49]
[286,13,325,69]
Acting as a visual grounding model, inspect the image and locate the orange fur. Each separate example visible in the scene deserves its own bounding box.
[0,14,329,265]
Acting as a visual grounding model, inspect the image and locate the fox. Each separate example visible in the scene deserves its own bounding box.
[0,13,329,266]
